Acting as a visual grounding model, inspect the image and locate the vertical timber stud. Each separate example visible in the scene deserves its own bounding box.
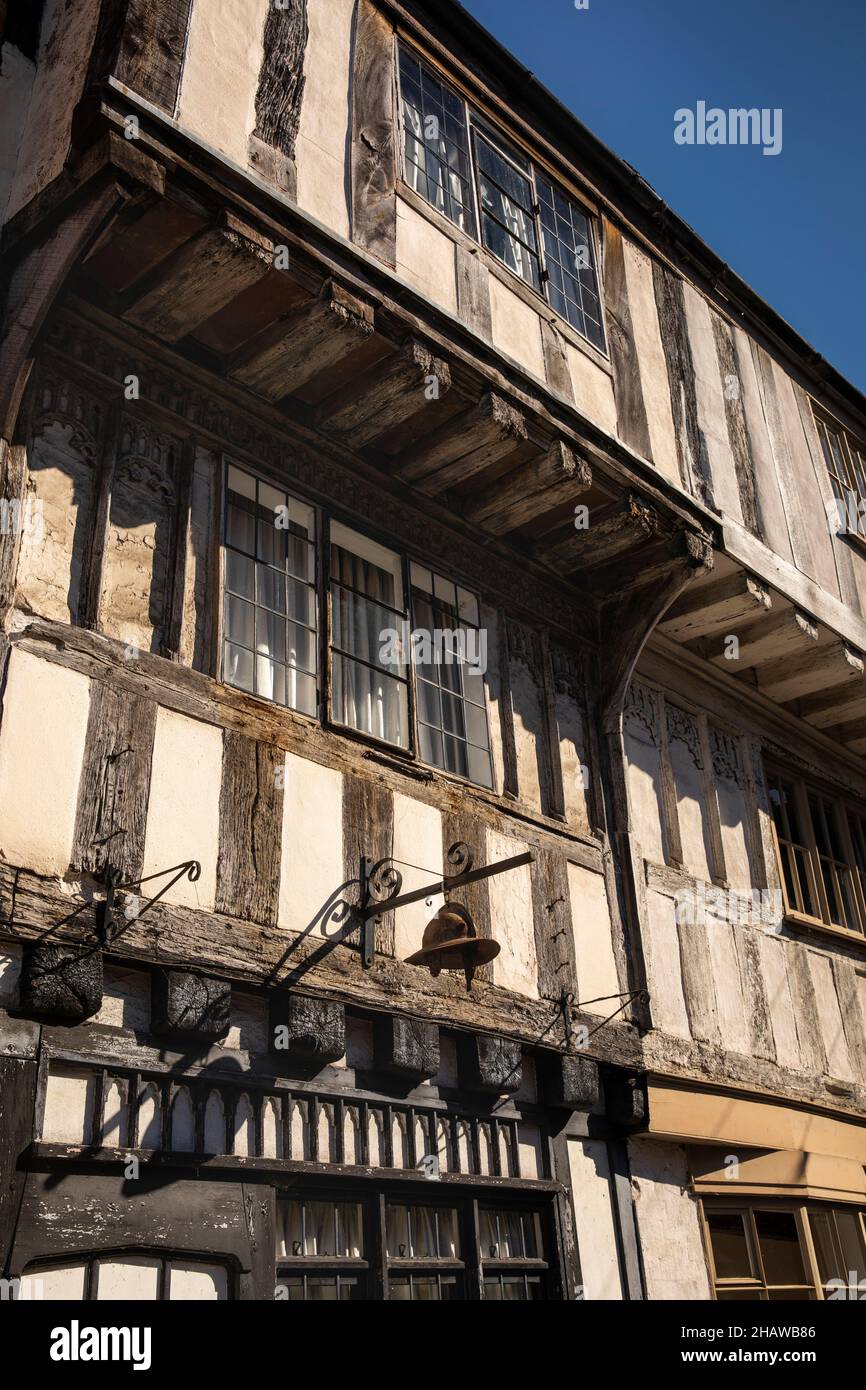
[602,220,652,461]
[344,772,395,958]
[351,0,398,266]
[216,734,284,926]
[78,399,123,631]
[250,0,309,197]
[71,683,157,884]
[0,1057,39,1279]
[163,435,194,660]
[77,0,194,142]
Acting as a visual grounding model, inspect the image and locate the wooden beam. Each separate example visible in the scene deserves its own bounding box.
[757,642,864,705]
[690,606,819,672]
[249,0,308,198]
[124,212,274,343]
[466,440,592,535]
[657,571,771,643]
[351,0,397,266]
[317,339,451,446]
[603,219,652,460]
[795,682,866,731]
[230,281,374,401]
[824,715,866,748]
[538,494,659,575]
[216,734,284,927]
[71,683,157,884]
[395,391,526,492]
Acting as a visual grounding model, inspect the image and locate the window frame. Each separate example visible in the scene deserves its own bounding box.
[765,763,866,941]
[812,403,866,549]
[275,1185,557,1302]
[20,1249,235,1301]
[220,461,495,789]
[701,1198,866,1301]
[395,39,608,357]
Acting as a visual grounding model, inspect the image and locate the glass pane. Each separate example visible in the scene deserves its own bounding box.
[257,564,287,615]
[386,1205,460,1259]
[287,620,317,676]
[418,722,444,767]
[257,608,286,665]
[225,549,254,600]
[331,656,409,748]
[227,464,256,501]
[287,576,316,628]
[754,1211,806,1286]
[224,642,254,693]
[468,743,493,789]
[277,1201,363,1260]
[707,1212,752,1280]
[331,586,405,674]
[225,595,255,649]
[227,504,256,555]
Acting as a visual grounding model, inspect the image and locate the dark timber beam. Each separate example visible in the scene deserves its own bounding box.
[395,391,526,491]
[317,338,451,446]
[466,439,593,535]
[230,280,375,400]
[124,211,275,343]
[657,570,772,643]
[757,642,865,705]
[687,605,818,671]
[538,494,659,575]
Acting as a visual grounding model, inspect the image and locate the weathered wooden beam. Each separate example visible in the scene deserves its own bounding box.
[758,641,865,705]
[539,494,659,575]
[394,390,526,493]
[794,681,866,730]
[124,212,274,343]
[249,0,308,197]
[71,682,158,883]
[458,1034,522,1095]
[603,219,652,460]
[318,338,451,446]
[692,606,819,671]
[373,1015,440,1081]
[216,733,284,927]
[20,943,103,1024]
[351,0,397,266]
[230,281,374,400]
[657,570,772,643]
[466,439,592,534]
[151,968,231,1041]
[824,714,866,749]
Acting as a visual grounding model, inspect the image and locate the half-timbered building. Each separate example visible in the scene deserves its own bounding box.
[0,0,865,1301]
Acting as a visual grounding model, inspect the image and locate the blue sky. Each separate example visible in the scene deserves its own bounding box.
[459,0,866,393]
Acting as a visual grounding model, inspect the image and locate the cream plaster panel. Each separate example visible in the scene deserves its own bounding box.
[43,1069,94,1144]
[644,889,690,1039]
[704,918,750,1054]
[682,285,742,523]
[715,777,753,891]
[733,325,793,562]
[807,951,853,1081]
[22,1264,87,1301]
[392,794,444,961]
[624,726,665,865]
[487,829,538,998]
[179,0,270,168]
[278,753,343,936]
[396,198,458,314]
[565,341,618,436]
[294,0,354,238]
[758,933,801,1069]
[567,862,619,1013]
[95,1257,161,1301]
[621,238,680,481]
[556,692,590,831]
[7,0,100,219]
[489,276,545,381]
[629,1137,712,1300]
[92,967,150,1032]
[669,737,712,881]
[0,650,89,876]
[224,992,269,1053]
[509,653,545,814]
[142,708,222,910]
[567,1137,624,1299]
[517,1122,544,1179]
[17,421,97,624]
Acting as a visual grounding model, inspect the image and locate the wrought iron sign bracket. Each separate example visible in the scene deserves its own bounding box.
[358,841,534,969]
[94,860,203,947]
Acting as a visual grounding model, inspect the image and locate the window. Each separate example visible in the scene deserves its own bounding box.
[223,464,317,716]
[222,465,494,787]
[815,410,866,543]
[19,1254,229,1301]
[704,1202,866,1300]
[398,46,476,236]
[766,768,866,936]
[396,44,606,353]
[276,1192,554,1301]
[411,563,493,787]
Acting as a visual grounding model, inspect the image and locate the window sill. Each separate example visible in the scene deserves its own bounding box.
[836,526,866,558]
[780,910,866,950]
[395,180,613,380]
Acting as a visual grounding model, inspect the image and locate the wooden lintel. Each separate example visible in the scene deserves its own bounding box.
[693,607,819,671]
[466,439,592,534]
[589,527,710,599]
[657,571,772,643]
[759,641,865,705]
[796,681,866,731]
[318,338,451,446]
[538,494,659,575]
[395,391,526,490]
[230,281,375,400]
[124,211,274,342]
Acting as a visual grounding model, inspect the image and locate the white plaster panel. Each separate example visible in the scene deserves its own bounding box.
[169,1262,228,1301]
[668,732,712,881]
[295,0,354,238]
[621,237,680,481]
[758,933,801,1069]
[396,198,458,314]
[392,794,444,961]
[224,992,269,1053]
[18,420,97,624]
[142,708,222,910]
[517,1122,544,1179]
[567,1137,624,1299]
[567,862,619,1014]
[628,1137,712,1300]
[489,276,545,380]
[556,690,590,831]
[92,966,150,1032]
[565,341,618,436]
[487,829,538,998]
[715,776,753,891]
[95,1257,161,1301]
[509,650,545,813]
[0,649,90,877]
[179,0,270,168]
[21,1264,87,1301]
[278,752,343,935]
[807,951,853,1081]
[733,325,793,562]
[705,917,750,1054]
[682,285,743,523]
[643,889,690,1039]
